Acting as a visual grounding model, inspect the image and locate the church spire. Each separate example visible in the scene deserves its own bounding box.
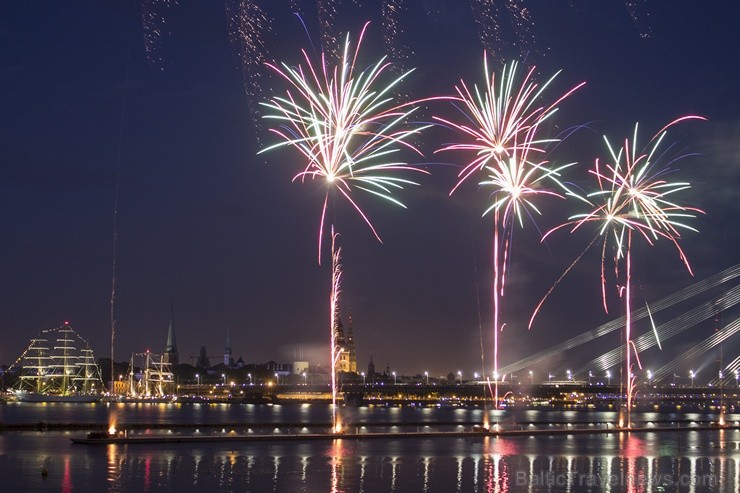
[164,303,178,366]
[224,328,234,367]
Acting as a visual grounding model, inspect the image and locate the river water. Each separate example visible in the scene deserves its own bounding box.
[1,402,739,492]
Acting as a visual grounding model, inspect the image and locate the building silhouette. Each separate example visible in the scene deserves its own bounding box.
[196,345,210,369]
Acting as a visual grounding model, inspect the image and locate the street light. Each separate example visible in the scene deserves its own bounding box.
[548,373,553,381]
[588,371,593,385]
[302,372,307,385]
[567,370,572,381]
[361,371,366,385]
[457,371,462,385]
[528,370,534,385]
[424,371,429,385]
[222,373,226,386]
[392,371,397,385]
[247,373,253,385]
[735,370,739,388]
[474,372,479,380]
[274,372,280,385]
[647,370,652,386]
[195,373,200,396]
[690,370,695,387]
[606,370,611,386]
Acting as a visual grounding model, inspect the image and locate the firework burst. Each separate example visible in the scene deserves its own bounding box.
[543,116,705,426]
[435,56,581,408]
[260,22,429,263]
[260,22,429,431]
[435,57,584,195]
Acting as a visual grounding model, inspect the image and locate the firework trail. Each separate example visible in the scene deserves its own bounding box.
[469,0,539,61]
[110,174,119,389]
[288,0,304,16]
[504,0,538,59]
[142,0,178,70]
[329,229,342,432]
[435,57,582,408]
[260,22,429,430]
[469,0,506,60]
[471,1,652,60]
[109,23,136,391]
[317,0,341,62]
[226,0,273,140]
[542,116,705,427]
[624,0,652,38]
[382,0,413,69]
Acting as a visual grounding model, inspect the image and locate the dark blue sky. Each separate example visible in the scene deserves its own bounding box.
[1,1,738,377]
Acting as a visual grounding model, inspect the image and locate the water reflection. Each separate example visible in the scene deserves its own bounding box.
[61,456,72,493]
[5,430,740,491]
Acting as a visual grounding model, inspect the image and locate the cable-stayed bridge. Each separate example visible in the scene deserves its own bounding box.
[500,263,740,383]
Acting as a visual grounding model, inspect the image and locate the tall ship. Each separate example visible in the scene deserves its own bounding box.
[10,322,104,402]
[125,350,175,399]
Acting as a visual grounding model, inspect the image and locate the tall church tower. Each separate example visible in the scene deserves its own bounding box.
[224,329,234,367]
[333,313,348,373]
[333,310,358,374]
[346,312,357,373]
[164,303,178,366]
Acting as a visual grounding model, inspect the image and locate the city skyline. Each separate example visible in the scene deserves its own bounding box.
[0,1,738,375]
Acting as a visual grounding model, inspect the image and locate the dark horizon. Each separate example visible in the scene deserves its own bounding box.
[1,1,738,376]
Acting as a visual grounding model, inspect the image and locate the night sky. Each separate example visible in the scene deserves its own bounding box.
[1,1,738,378]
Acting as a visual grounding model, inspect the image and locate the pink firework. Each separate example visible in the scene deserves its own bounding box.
[435,57,584,195]
[260,23,429,432]
[544,116,705,427]
[260,22,430,264]
[435,56,582,408]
